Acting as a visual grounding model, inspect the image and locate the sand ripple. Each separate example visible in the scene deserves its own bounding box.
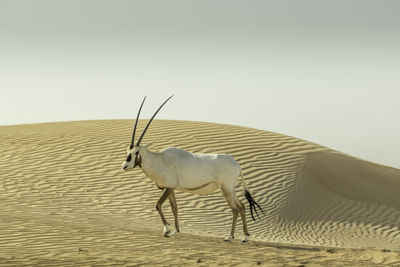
[1,120,400,265]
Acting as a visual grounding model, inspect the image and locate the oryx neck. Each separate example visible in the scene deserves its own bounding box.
[140,148,161,174]
[140,146,159,159]
[140,148,166,188]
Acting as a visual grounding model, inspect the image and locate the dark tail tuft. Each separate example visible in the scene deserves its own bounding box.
[244,190,264,221]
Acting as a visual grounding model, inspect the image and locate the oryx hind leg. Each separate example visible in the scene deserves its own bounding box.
[156,188,172,237]
[222,185,250,243]
[168,189,180,237]
[237,197,249,243]
[221,186,239,242]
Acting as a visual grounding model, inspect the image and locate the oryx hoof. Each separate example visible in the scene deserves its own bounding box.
[170,229,179,237]
[224,235,234,242]
[163,225,171,237]
[241,234,250,243]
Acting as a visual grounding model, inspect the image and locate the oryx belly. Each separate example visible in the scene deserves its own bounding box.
[177,181,219,195]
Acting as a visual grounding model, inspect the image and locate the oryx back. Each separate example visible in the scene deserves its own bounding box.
[160,147,241,194]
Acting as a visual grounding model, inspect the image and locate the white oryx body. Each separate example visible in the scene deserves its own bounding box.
[140,147,240,195]
[121,96,263,243]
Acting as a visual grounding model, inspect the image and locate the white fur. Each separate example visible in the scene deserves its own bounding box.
[123,146,241,195]
[122,144,251,242]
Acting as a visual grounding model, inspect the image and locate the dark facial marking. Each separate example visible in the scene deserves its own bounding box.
[126,154,132,162]
[134,153,142,167]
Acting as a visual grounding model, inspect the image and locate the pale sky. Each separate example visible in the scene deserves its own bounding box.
[1,0,399,168]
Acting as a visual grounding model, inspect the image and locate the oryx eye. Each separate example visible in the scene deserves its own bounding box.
[126,154,132,162]
[135,151,139,155]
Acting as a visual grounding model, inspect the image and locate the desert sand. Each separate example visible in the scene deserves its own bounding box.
[1,119,400,266]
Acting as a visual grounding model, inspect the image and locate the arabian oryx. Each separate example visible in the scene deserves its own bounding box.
[121,96,263,242]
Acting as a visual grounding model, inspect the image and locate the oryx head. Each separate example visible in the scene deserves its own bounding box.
[122,96,173,171]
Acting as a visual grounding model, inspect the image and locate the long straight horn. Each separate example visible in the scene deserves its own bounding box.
[136,95,173,146]
[130,96,146,149]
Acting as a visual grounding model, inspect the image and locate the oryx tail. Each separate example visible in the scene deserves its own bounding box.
[240,172,263,221]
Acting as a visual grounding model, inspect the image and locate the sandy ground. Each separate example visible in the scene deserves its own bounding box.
[1,119,400,266]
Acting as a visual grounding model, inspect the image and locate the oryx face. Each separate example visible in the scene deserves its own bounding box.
[122,145,142,171]
[122,95,173,172]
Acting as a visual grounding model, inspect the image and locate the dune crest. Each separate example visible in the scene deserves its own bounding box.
[1,119,400,265]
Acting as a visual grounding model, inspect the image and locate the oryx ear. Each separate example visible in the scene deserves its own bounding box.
[144,142,154,149]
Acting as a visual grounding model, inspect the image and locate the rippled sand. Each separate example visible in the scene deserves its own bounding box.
[1,120,400,266]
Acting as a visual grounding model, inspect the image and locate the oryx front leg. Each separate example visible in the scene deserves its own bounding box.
[168,189,180,237]
[156,188,172,237]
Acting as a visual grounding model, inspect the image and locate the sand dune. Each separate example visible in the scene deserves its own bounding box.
[1,119,400,266]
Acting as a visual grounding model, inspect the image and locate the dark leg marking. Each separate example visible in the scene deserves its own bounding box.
[168,189,180,234]
[221,187,239,241]
[156,188,172,227]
